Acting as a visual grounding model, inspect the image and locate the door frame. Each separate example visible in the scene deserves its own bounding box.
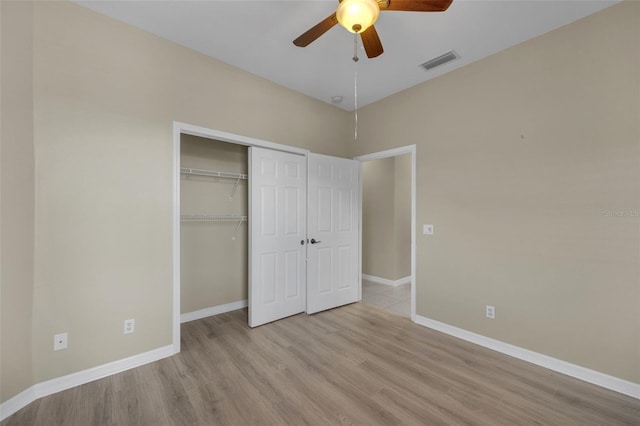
[354,145,417,321]
[172,121,308,352]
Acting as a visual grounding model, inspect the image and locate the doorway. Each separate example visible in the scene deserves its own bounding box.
[179,135,249,325]
[355,145,416,321]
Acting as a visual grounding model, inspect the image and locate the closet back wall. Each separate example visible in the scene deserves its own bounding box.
[181,135,248,314]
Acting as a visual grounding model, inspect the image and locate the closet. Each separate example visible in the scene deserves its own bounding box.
[180,134,248,320]
[175,125,361,329]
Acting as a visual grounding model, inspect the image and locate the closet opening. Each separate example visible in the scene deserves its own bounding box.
[179,134,249,324]
[172,121,310,350]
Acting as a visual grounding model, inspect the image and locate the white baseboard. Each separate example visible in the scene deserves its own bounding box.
[0,344,176,421]
[180,299,248,323]
[0,387,36,423]
[414,315,640,400]
[3,298,248,420]
[362,274,411,287]
[394,276,412,285]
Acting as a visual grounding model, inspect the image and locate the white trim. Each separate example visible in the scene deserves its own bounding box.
[362,274,411,287]
[172,123,182,351]
[357,160,363,302]
[410,149,416,321]
[414,315,640,400]
[354,145,417,321]
[362,274,394,286]
[354,146,416,162]
[0,387,36,422]
[172,122,310,353]
[0,345,175,421]
[175,121,307,155]
[180,300,248,323]
[395,276,412,286]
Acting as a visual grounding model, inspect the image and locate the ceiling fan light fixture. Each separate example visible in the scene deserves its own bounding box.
[336,0,380,33]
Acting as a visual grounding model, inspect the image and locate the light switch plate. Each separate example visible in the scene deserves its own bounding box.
[423,224,434,235]
[124,319,135,334]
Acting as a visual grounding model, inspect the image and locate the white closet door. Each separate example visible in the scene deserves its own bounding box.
[307,153,360,314]
[248,147,307,327]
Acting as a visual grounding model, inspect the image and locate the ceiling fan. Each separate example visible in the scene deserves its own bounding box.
[293,0,453,60]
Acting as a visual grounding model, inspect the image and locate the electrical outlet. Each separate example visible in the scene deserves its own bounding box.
[124,319,135,334]
[486,305,496,319]
[54,332,68,351]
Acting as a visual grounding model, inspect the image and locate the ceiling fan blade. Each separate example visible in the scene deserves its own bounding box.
[361,25,384,58]
[383,0,453,12]
[293,13,338,47]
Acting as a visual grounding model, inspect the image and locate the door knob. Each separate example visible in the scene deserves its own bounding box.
[310,238,322,244]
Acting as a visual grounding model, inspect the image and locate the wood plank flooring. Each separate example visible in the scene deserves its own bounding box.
[3,303,639,425]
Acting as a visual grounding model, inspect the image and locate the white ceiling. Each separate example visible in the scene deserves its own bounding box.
[77,0,618,111]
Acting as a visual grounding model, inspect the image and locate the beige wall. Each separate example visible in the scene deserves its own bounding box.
[362,154,411,281]
[394,154,411,279]
[351,2,640,383]
[21,0,349,388]
[180,135,248,313]
[362,158,395,279]
[0,1,36,402]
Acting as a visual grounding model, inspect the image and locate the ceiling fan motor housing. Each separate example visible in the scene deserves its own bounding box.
[336,0,382,33]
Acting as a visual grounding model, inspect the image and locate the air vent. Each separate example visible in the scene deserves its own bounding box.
[420,50,459,72]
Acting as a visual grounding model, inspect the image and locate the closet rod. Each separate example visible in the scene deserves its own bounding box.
[180,167,247,180]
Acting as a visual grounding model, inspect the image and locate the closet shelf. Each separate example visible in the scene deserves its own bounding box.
[181,167,247,199]
[180,168,247,180]
[180,214,247,240]
[180,214,247,222]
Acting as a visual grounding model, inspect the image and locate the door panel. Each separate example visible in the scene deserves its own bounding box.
[284,250,300,298]
[307,153,360,314]
[249,147,306,327]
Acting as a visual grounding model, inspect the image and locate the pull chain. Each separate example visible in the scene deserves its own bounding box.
[353,33,359,63]
[353,33,359,141]
[354,70,358,140]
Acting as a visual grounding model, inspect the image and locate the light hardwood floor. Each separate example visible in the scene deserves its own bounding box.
[3,303,639,425]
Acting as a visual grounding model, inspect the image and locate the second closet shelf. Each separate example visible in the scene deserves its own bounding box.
[180,214,247,222]
[180,167,247,180]
[181,214,247,240]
